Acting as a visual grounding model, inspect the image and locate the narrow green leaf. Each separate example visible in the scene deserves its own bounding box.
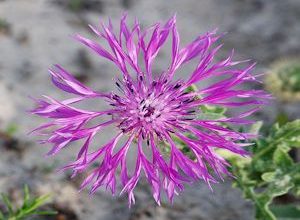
[22,185,30,209]
[22,194,51,214]
[23,185,30,202]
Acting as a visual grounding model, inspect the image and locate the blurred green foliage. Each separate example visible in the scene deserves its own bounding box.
[220,120,300,220]
[266,59,300,102]
[0,185,56,220]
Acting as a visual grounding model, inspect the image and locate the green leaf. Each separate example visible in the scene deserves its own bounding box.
[269,123,280,137]
[273,148,294,169]
[22,185,30,209]
[269,175,294,197]
[22,194,51,215]
[261,172,276,182]
[271,120,300,144]
[271,204,300,219]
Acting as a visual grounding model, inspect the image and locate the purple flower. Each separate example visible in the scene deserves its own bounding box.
[31,15,269,206]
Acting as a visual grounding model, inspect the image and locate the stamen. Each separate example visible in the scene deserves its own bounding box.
[174,83,181,89]
[183,98,194,104]
[112,94,120,100]
[167,129,175,133]
[179,91,189,97]
[183,118,193,121]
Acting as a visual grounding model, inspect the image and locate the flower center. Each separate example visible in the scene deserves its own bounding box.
[137,96,163,122]
[142,105,155,118]
[110,78,195,137]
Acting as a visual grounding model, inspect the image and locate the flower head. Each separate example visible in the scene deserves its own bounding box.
[31,15,269,206]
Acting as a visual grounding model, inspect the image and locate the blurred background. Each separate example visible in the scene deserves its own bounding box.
[0,0,300,219]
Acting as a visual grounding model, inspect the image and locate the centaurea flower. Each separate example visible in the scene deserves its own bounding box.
[31,15,269,206]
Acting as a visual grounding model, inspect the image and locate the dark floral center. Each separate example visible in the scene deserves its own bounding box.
[143,105,155,118]
[137,96,163,122]
[110,78,198,138]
